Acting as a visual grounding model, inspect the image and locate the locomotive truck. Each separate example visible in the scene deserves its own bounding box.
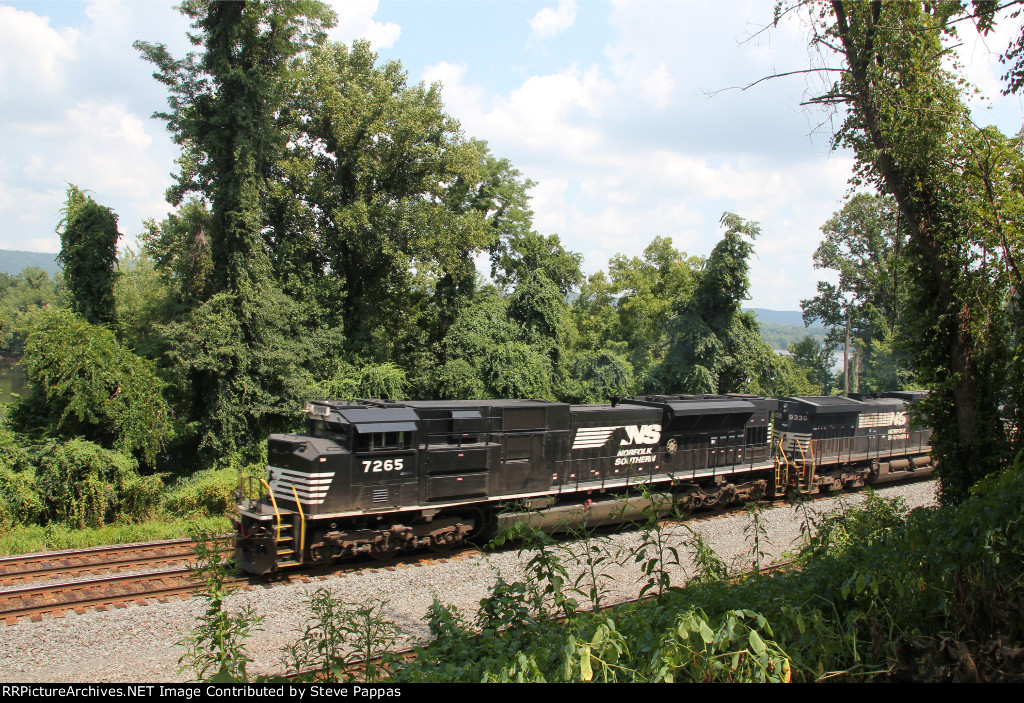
[234,392,933,574]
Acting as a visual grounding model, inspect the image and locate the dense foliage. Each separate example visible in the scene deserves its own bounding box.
[782,0,1024,502]
[57,185,120,326]
[15,308,172,467]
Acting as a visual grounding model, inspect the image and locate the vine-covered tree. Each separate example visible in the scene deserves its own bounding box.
[13,308,173,468]
[650,213,780,395]
[57,185,119,325]
[787,1,1023,501]
[136,1,338,460]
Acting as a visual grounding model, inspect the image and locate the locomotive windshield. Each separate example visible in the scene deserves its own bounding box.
[306,419,350,446]
[354,430,413,452]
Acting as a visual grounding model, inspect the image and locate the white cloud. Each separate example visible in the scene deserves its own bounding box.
[0,6,79,100]
[530,0,577,41]
[0,2,188,251]
[327,0,401,49]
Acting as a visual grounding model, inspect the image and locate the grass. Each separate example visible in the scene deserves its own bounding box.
[0,515,231,556]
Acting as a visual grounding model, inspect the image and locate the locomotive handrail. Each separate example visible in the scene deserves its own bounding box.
[261,478,285,542]
[291,485,306,563]
[777,438,790,493]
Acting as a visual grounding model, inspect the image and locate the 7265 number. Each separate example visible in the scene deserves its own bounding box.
[362,458,404,473]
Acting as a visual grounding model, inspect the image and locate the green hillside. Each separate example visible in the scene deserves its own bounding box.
[745,309,828,351]
[0,250,60,277]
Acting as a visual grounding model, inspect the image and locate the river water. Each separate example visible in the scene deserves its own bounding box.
[0,358,28,402]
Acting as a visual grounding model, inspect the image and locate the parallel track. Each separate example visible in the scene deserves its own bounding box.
[0,539,197,586]
[0,541,480,625]
[0,477,929,626]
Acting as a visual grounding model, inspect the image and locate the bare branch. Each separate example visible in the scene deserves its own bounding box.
[704,68,847,97]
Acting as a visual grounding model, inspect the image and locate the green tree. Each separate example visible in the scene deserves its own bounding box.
[136,1,337,460]
[271,41,529,361]
[161,290,312,463]
[789,1,1022,501]
[650,214,780,395]
[491,230,583,299]
[13,308,173,468]
[802,192,909,393]
[606,236,700,379]
[787,336,836,395]
[56,185,119,325]
[0,267,63,355]
[113,248,175,359]
[139,199,214,312]
[558,349,635,403]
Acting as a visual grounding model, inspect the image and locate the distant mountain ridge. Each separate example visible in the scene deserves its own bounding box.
[0,250,61,277]
[744,308,828,351]
[745,308,810,327]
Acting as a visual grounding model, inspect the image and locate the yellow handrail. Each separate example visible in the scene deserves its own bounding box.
[261,478,284,541]
[775,438,790,495]
[290,485,306,561]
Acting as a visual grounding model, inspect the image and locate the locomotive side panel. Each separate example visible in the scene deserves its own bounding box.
[565,404,664,489]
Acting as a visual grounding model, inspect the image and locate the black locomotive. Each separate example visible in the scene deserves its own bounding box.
[234,392,933,574]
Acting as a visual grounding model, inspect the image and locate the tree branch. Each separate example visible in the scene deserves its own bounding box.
[704,68,847,97]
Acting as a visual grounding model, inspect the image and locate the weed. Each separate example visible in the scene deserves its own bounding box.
[682,525,728,583]
[628,485,683,600]
[177,532,262,682]
[744,501,773,571]
[282,588,400,682]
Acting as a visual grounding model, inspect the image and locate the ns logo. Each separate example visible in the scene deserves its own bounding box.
[572,423,662,450]
[621,424,661,445]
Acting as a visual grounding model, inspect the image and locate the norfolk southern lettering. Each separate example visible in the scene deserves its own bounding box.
[235,392,934,574]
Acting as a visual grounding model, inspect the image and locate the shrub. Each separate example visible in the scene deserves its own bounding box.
[0,466,42,529]
[163,467,241,519]
[15,308,173,467]
[33,438,163,528]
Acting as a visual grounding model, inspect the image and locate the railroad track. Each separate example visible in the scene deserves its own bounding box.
[0,478,924,627]
[0,539,198,586]
[0,540,480,625]
[0,566,219,625]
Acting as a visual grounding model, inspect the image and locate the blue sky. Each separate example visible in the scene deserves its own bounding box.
[2,0,1022,310]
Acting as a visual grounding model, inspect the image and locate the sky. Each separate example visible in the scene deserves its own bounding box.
[1,1,1022,311]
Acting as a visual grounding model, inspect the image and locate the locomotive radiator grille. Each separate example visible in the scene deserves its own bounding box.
[269,466,335,505]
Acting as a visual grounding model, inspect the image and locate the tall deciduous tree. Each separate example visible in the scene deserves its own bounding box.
[271,41,532,360]
[57,185,119,325]
[136,0,336,295]
[788,1,1022,501]
[802,192,909,392]
[650,213,780,395]
[136,1,337,461]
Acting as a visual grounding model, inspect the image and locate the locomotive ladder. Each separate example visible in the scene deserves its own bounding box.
[772,438,790,497]
[773,438,816,496]
[260,479,305,568]
[793,440,815,493]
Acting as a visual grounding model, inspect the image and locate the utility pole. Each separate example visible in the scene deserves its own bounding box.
[843,307,850,396]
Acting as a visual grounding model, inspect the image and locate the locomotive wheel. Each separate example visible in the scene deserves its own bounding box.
[428,538,456,553]
[466,507,499,547]
[428,529,464,553]
[369,547,399,562]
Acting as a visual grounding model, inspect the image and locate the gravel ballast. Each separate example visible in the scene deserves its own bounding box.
[0,480,939,683]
